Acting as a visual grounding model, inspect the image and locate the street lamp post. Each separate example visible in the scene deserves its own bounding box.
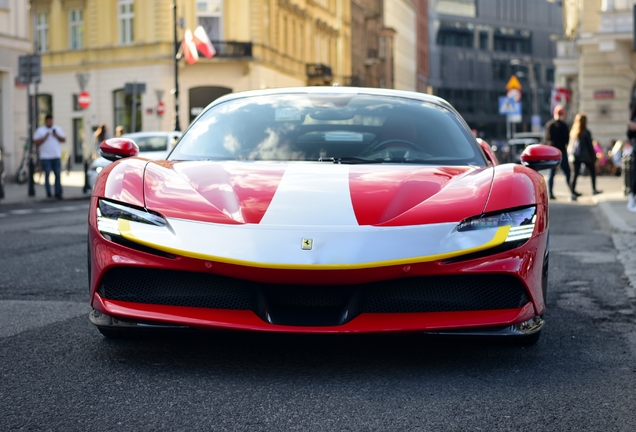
[511,58,540,132]
[172,1,181,132]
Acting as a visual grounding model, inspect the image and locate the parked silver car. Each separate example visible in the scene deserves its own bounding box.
[504,132,543,164]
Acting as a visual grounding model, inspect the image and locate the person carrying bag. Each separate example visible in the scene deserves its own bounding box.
[569,113,601,200]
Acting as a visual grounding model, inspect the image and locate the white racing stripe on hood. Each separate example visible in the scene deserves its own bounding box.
[118,218,509,268]
[259,163,358,226]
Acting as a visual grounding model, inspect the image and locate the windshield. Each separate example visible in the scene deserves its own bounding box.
[169,93,485,165]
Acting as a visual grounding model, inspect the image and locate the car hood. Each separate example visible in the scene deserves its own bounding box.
[141,160,494,227]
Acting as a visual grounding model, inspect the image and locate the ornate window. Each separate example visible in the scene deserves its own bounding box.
[196,0,223,41]
[113,89,142,134]
[36,13,49,53]
[118,0,134,45]
[69,9,84,50]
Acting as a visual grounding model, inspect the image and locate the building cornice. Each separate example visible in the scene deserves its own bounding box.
[0,34,32,52]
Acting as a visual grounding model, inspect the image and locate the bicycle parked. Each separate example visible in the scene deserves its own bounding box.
[15,139,42,185]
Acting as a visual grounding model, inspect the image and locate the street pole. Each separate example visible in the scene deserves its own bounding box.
[172,1,181,132]
[27,8,36,197]
[511,58,540,132]
[131,79,137,133]
[527,60,540,131]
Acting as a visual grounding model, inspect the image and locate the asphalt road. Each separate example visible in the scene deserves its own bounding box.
[1,199,635,431]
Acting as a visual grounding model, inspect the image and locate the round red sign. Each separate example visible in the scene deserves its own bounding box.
[157,101,165,116]
[78,91,91,109]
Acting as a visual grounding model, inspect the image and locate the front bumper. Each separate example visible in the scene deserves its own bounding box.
[88,198,549,334]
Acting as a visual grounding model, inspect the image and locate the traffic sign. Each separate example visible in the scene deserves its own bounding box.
[124,82,146,95]
[17,55,41,84]
[506,75,522,91]
[507,114,522,123]
[78,91,91,109]
[499,96,521,115]
[507,88,522,102]
[157,101,165,116]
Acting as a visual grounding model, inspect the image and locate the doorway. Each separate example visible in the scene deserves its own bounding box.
[189,86,232,123]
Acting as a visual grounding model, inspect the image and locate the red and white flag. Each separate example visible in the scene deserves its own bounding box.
[193,26,216,59]
[182,29,199,65]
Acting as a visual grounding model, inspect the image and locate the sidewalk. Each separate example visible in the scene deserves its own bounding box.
[547,170,636,233]
[0,168,90,205]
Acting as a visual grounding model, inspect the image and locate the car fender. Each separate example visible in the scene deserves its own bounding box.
[92,158,147,208]
[484,164,547,213]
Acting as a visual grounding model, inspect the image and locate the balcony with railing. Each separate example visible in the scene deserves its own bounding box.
[209,41,253,58]
[306,63,333,79]
[178,41,253,59]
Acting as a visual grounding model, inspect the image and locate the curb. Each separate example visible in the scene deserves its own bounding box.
[598,201,636,234]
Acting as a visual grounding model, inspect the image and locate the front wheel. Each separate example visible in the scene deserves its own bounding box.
[15,162,28,184]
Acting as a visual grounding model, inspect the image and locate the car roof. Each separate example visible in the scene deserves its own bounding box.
[205,86,456,114]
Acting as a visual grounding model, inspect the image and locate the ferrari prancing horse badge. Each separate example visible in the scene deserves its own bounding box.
[301,238,313,250]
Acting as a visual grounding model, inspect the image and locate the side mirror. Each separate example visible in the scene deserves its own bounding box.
[99,138,139,162]
[520,144,561,171]
[477,138,499,166]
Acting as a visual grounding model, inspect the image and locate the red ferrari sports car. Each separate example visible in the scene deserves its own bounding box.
[88,87,561,344]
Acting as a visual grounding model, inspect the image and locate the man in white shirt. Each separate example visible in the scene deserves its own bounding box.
[33,114,66,198]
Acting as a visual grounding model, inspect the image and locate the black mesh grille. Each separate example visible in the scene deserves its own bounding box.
[362,274,530,313]
[98,268,530,325]
[98,267,254,310]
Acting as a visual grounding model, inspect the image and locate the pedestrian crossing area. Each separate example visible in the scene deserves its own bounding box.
[0,203,89,218]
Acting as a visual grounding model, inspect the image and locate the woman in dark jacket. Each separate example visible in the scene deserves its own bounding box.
[570,113,601,200]
[627,105,636,211]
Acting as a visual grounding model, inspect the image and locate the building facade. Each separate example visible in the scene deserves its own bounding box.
[415,0,429,93]
[556,0,636,145]
[0,0,31,176]
[32,0,352,169]
[384,0,416,91]
[428,0,562,140]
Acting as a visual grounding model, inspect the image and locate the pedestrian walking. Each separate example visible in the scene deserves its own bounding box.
[33,114,66,199]
[544,105,574,200]
[569,113,601,201]
[83,123,110,192]
[626,104,636,211]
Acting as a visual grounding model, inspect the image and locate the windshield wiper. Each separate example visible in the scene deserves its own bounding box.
[318,156,384,164]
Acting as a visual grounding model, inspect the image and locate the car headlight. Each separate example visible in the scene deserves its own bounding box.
[94,166,103,173]
[456,206,536,242]
[97,199,167,237]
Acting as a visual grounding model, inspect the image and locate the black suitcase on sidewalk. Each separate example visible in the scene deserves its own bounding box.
[623,153,632,195]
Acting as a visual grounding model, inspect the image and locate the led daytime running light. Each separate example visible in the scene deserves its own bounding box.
[457,207,536,242]
[97,199,167,236]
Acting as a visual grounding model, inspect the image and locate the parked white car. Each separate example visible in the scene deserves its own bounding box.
[87,131,181,190]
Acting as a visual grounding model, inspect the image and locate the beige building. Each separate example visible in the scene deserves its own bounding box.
[556,0,636,143]
[0,0,31,176]
[384,0,416,91]
[31,0,352,168]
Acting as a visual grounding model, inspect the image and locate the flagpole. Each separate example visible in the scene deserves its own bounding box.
[172,1,181,132]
